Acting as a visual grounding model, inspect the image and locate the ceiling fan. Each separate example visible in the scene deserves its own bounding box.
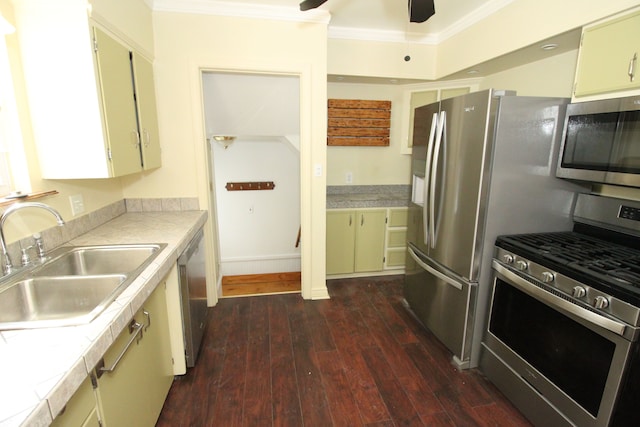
[299,0,435,23]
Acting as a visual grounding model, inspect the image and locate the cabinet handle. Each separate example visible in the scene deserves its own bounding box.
[143,309,151,331]
[98,319,143,375]
[361,214,364,226]
[349,215,352,227]
[131,130,141,148]
[629,52,637,82]
[143,129,151,147]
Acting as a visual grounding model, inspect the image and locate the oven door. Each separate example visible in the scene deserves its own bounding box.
[482,260,633,427]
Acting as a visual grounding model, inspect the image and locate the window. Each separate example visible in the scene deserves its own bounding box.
[0,13,30,198]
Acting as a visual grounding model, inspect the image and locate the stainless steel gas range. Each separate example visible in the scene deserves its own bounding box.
[480,193,640,427]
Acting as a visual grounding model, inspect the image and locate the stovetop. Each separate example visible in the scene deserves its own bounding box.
[496,228,640,308]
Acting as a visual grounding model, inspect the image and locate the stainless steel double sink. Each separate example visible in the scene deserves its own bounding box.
[0,243,166,330]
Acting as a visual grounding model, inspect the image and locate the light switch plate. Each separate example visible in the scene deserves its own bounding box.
[69,194,84,216]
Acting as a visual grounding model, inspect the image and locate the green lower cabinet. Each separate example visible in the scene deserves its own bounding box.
[95,283,173,426]
[354,210,386,272]
[326,209,386,274]
[50,376,100,427]
[384,208,409,270]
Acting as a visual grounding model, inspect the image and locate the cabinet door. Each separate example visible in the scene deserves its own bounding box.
[354,210,386,272]
[132,52,162,171]
[97,312,149,426]
[326,210,355,274]
[575,10,640,97]
[93,27,141,177]
[51,376,100,427]
[140,281,174,421]
[97,284,172,426]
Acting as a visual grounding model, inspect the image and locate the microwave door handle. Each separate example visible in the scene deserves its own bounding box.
[423,112,438,246]
[430,111,446,249]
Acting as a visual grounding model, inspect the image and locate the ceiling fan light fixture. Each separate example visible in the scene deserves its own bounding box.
[299,0,328,11]
[409,0,435,23]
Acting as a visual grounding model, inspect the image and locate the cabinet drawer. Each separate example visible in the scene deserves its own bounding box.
[387,229,407,248]
[386,248,407,268]
[388,208,409,227]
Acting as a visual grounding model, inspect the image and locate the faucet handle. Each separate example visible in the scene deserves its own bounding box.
[33,233,45,258]
[20,245,33,267]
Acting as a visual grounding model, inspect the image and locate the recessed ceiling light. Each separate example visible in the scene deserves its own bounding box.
[467,69,480,74]
[336,76,345,81]
[390,79,398,84]
[541,43,558,51]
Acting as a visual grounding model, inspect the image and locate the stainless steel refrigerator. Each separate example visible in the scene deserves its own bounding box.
[404,89,584,369]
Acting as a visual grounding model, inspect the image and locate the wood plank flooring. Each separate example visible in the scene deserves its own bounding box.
[222,272,301,297]
[157,275,532,427]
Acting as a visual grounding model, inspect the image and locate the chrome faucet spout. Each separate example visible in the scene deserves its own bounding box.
[0,202,66,274]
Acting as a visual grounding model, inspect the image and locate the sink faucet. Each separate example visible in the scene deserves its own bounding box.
[0,202,65,274]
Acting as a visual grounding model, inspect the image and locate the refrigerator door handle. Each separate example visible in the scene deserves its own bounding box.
[423,112,439,246]
[408,245,464,291]
[429,111,446,248]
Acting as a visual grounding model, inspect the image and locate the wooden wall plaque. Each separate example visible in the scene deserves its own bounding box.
[328,99,391,146]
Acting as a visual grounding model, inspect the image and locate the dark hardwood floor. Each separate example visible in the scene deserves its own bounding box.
[156,275,532,427]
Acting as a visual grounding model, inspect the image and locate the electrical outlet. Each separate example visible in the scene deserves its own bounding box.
[346,172,353,184]
[69,194,84,216]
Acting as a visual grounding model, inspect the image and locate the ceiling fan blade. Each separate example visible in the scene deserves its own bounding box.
[409,0,435,23]
[300,0,328,11]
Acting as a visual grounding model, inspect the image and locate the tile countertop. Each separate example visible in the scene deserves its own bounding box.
[327,185,411,209]
[0,210,207,427]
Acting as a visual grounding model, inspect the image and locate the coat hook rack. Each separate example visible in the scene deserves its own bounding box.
[225,181,275,191]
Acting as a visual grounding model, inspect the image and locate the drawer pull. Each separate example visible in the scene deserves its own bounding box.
[98,319,144,375]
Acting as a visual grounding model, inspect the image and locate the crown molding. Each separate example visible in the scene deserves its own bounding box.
[438,0,515,41]
[151,0,331,24]
[151,0,514,44]
[328,26,439,45]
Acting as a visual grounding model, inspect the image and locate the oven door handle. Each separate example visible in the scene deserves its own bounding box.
[493,260,628,338]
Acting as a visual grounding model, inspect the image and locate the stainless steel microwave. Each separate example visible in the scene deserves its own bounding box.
[556,95,640,187]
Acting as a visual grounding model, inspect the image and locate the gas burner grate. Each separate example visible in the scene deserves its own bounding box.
[498,231,640,289]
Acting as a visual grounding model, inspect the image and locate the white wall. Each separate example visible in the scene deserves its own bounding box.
[212,138,300,275]
[202,72,300,137]
[202,72,301,276]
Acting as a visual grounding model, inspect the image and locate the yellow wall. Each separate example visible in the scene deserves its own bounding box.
[327,82,411,185]
[125,12,329,299]
[327,49,582,186]
[437,0,640,79]
[478,50,579,98]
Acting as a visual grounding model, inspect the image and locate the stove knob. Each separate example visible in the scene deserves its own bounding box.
[541,272,555,283]
[594,296,610,309]
[502,254,514,264]
[516,260,528,271]
[572,286,586,298]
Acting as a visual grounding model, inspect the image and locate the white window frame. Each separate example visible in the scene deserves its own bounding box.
[0,20,31,198]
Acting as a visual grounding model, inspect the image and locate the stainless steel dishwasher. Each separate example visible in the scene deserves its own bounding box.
[178,228,208,367]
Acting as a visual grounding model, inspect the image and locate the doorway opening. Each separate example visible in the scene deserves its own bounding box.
[201,71,301,298]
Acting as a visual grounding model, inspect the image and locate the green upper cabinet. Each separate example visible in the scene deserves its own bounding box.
[574,8,640,98]
[400,84,475,154]
[132,51,162,171]
[12,0,161,179]
[93,27,141,177]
